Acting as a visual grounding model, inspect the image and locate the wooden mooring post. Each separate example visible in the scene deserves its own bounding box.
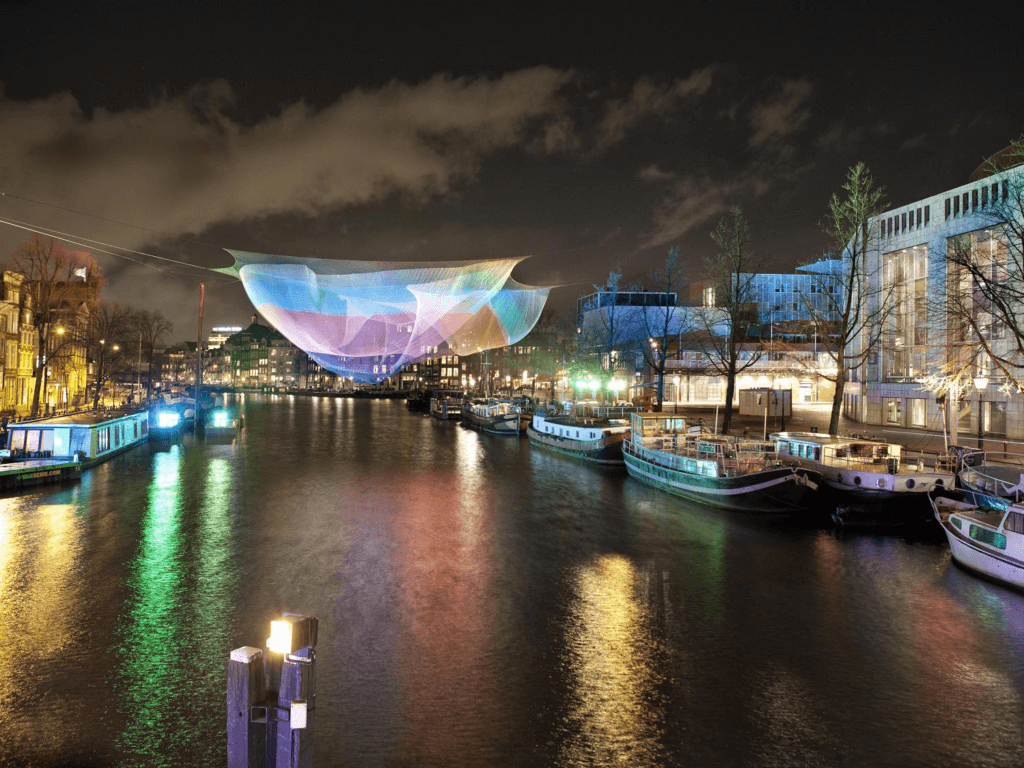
[228,613,318,768]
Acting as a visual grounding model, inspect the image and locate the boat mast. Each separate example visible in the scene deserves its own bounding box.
[195,281,205,423]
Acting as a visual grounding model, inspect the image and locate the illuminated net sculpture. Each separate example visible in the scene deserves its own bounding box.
[216,250,551,383]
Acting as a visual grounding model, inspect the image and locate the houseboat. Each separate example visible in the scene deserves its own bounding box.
[624,412,820,514]
[463,399,524,435]
[4,408,149,470]
[429,393,463,421]
[770,431,958,525]
[930,492,1024,592]
[526,403,634,464]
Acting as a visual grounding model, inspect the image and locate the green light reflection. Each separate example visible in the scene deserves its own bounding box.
[112,450,239,766]
[114,448,184,766]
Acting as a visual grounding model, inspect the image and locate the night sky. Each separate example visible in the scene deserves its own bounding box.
[1,2,1021,341]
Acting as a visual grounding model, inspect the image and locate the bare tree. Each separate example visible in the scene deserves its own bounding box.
[815,163,890,434]
[696,207,763,433]
[131,309,173,400]
[87,302,134,408]
[5,235,99,416]
[627,246,692,411]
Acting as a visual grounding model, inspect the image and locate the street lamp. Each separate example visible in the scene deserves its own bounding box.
[973,375,989,450]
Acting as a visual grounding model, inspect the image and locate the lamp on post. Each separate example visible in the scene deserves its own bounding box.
[973,375,989,450]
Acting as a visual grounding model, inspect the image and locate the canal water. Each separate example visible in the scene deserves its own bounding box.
[2,395,1024,767]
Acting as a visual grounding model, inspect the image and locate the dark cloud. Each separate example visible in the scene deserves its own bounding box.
[748,79,814,148]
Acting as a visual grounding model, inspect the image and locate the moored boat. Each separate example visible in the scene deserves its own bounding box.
[4,408,149,469]
[771,431,956,525]
[526,403,633,464]
[429,393,463,420]
[464,399,523,435]
[625,413,820,513]
[202,409,240,440]
[930,492,1024,591]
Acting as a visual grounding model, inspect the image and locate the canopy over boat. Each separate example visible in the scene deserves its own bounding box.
[215,250,552,383]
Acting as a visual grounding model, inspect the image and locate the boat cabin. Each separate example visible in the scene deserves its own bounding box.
[771,432,903,468]
[6,409,149,466]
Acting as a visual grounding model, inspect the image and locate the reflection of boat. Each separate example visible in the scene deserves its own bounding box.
[526,404,633,464]
[930,492,1024,591]
[429,394,463,421]
[625,413,820,513]
[771,431,956,525]
[463,399,523,435]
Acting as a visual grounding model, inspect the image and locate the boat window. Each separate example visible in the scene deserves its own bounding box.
[25,429,41,453]
[969,524,1007,550]
[9,430,25,451]
[814,447,821,461]
[686,460,697,472]
[1004,512,1024,535]
[951,517,962,530]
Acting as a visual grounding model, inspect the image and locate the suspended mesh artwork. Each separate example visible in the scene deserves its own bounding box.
[216,250,551,383]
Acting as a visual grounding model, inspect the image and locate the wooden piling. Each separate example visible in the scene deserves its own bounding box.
[275,646,316,768]
[227,646,268,768]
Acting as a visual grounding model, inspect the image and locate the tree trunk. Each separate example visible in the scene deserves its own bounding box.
[828,348,846,435]
[722,357,736,434]
[30,365,44,418]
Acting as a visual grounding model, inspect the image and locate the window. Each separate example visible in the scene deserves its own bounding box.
[886,398,902,424]
[982,186,988,206]
[969,524,1006,550]
[972,189,978,209]
[992,182,999,201]
[953,196,960,216]
[901,212,907,231]
[910,398,926,427]
[916,208,922,227]
[945,199,951,219]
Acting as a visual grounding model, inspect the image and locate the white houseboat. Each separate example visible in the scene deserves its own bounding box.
[5,409,149,469]
[931,493,1024,592]
[527,404,633,464]
[624,413,820,514]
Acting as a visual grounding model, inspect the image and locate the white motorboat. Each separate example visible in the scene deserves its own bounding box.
[930,493,1024,591]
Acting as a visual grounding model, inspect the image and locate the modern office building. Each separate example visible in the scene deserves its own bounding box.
[844,150,1024,439]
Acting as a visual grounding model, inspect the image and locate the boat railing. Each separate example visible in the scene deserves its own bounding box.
[820,447,955,475]
[628,437,780,477]
[960,464,1024,501]
[574,404,640,420]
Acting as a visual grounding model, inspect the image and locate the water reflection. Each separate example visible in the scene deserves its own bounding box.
[113,447,186,766]
[0,500,87,759]
[558,554,666,766]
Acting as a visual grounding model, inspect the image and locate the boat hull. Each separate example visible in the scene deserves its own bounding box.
[623,451,819,513]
